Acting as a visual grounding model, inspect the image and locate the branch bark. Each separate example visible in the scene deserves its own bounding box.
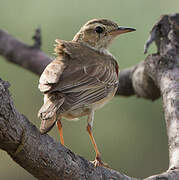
[0,13,179,179]
[0,79,134,180]
[0,29,51,75]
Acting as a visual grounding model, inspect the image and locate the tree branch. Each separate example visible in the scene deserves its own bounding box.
[0,29,51,75]
[0,79,136,180]
[0,13,179,179]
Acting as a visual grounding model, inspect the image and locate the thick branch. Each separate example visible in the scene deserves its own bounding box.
[144,14,179,171]
[116,62,160,100]
[0,79,135,180]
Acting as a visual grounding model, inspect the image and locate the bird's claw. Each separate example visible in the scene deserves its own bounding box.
[90,156,109,168]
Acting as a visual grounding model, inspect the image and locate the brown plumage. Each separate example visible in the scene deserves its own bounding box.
[38,19,135,167]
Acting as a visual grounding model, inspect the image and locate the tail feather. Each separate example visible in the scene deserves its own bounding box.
[38,93,65,134]
[40,116,57,134]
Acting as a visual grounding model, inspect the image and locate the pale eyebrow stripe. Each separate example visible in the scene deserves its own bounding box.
[87,19,117,27]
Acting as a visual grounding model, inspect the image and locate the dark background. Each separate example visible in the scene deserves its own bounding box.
[1,0,178,179]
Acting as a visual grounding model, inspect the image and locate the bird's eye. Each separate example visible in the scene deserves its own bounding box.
[95,26,104,34]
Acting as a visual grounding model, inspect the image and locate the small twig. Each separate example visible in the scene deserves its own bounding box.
[144,26,158,54]
[32,27,42,49]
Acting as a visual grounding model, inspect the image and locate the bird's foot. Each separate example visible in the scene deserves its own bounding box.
[91,156,109,168]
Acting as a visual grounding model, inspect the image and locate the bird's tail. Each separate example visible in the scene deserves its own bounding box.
[38,93,65,134]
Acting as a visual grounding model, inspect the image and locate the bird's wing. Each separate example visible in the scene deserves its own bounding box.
[39,39,119,95]
[39,58,66,92]
[51,61,118,94]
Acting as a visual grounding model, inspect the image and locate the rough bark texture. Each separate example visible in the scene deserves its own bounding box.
[0,13,179,179]
[0,79,134,180]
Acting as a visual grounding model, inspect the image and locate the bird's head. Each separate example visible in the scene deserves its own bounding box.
[73,19,136,51]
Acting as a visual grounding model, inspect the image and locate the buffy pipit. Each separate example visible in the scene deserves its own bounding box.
[38,19,135,167]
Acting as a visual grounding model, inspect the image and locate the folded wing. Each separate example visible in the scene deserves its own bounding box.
[38,39,119,119]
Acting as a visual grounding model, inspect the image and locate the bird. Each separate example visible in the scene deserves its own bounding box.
[38,18,135,167]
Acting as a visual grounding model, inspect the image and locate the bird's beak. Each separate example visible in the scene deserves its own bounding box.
[109,26,136,36]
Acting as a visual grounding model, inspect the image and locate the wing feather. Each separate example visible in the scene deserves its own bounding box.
[39,58,66,92]
[38,40,119,114]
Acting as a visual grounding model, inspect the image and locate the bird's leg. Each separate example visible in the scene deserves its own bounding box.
[86,110,108,167]
[57,118,64,145]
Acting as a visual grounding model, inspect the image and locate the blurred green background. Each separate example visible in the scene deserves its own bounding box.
[0,0,178,179]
